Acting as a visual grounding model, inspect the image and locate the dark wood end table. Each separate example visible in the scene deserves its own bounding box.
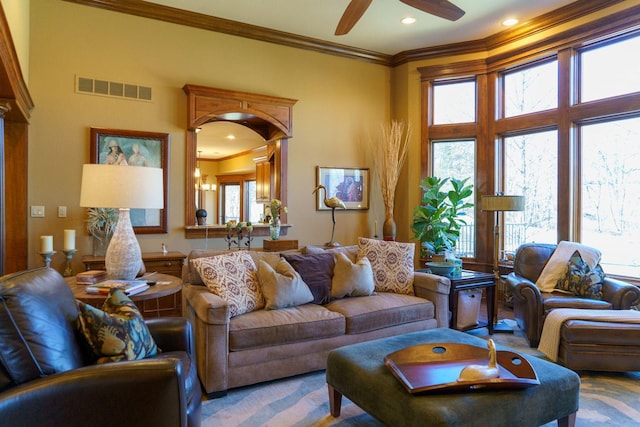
[448,270,496,334]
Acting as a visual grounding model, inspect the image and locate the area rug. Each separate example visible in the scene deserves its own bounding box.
[202,322,640,426]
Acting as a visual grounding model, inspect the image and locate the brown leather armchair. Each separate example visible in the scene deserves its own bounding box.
[0,267,201,427]
[504,243,640,347]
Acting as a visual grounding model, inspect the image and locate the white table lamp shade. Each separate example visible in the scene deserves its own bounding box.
[80,164,164,280]
[80,164,164,209]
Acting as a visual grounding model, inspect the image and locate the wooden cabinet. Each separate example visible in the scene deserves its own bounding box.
[81,251,186,318]
[256,160,271,202]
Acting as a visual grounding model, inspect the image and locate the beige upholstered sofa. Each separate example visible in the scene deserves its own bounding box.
[181,241,450,398]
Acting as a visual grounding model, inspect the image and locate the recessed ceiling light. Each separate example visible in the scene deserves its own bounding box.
[502,18,519,27]
[401,17,416,25]
[226,134,236,140]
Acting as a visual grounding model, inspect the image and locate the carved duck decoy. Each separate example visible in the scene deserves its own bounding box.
[457,339,500,382]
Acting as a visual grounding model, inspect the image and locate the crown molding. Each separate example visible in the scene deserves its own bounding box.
[65,0,627,68]
[62,0,392,66]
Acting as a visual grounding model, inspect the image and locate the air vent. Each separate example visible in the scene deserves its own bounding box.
[76,76,152,102]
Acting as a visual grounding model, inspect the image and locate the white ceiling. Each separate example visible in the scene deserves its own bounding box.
[144,0,576,158]
[145,0,576,55]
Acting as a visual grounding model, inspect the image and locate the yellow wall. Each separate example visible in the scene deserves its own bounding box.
[1,0,29,83]
[19,0,640,273]
[26,0,389,272]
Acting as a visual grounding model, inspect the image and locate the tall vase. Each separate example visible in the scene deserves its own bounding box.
[383,215,396,241]
[269,217,281,240]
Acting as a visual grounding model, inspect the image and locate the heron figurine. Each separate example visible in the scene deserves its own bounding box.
[312,185,346,247]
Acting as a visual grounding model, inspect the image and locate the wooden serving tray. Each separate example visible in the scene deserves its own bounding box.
[384,342,539,394]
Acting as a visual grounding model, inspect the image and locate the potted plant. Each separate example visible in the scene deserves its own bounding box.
[86,207,118,256]
[411,176,474,259]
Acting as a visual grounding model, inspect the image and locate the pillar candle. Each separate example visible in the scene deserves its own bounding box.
[40,235,53,253]
[63,229,76,251]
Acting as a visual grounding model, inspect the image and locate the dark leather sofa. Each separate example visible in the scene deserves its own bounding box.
[0,268,201,427]
[505,243,640,347]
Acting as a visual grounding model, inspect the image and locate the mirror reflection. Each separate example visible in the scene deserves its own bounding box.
[194,121,269,225]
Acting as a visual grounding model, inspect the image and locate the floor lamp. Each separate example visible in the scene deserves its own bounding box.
[480,194,525,333]
[80,164,164,280]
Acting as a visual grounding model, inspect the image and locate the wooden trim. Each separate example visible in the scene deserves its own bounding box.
[62,0,391,66]
[183,85,295,234]
[0,4,33,123]
[63,0,624,68]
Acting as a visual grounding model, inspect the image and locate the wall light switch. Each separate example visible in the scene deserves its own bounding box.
[31,206,45,218]
[58,206,67,218]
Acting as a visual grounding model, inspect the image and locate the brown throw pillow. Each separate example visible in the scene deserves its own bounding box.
[282,253,335,304]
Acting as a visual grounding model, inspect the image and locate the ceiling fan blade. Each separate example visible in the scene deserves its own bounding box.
[335,0,373,35]
[400,0,465,21]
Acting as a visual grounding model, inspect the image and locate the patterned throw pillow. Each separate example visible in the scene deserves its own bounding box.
[555,250,605,300]
[331,252,375,299]
[357,237,415,295]
[257,258,314,310]
[77,289,158,364]
[191,251,265,317]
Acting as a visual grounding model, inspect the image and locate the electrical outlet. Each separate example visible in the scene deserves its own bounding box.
[31,206,45,218]
[58,206,67,218]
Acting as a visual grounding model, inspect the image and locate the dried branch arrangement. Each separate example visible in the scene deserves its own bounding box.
[369,120,411,218]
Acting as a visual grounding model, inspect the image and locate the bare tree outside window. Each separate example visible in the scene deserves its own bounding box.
[581,117,640,277]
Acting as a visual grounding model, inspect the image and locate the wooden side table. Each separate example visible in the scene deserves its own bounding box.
[80,251,186,318]
[66,273,183,318]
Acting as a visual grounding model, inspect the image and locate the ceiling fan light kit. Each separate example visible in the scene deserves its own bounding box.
[336,0,465,35]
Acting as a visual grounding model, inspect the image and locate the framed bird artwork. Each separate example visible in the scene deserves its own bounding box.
[315,166,369,211]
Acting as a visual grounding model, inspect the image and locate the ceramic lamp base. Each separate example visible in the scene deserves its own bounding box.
[105,208,142,280]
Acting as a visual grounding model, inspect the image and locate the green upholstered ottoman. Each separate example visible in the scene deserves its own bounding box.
[326,328,579,427]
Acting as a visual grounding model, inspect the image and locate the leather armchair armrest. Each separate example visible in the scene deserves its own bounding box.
[505,273,545,347]
[602,277,640,309]
[505,274,540,298]
[146,317,195,355]
[0,359,187,427]
[413,272,451,328]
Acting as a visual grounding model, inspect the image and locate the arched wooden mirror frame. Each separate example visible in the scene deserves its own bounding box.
[183,84,297,238]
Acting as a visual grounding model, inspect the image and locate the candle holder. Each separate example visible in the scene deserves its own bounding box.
[39,251,56,268]
[62,249,77,277]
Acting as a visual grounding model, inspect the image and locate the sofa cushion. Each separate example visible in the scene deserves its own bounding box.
[324,293,434,334]
[331,252,375,299]
[190,251,265,317]
[228,304,345,351]
[257,258,314,310]
[282,253,335,304]
[357,237,415,295]
[555,250,605,300]
[77,288,158,363]
[536,241,601,292]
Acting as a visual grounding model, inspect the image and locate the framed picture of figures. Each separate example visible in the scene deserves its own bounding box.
[90,127,169,234]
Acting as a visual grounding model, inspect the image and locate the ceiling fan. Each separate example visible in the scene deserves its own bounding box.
[335,0,465,35]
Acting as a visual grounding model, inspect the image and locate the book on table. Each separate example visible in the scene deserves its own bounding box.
[85,280,150,296]
[76,270,108,284]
